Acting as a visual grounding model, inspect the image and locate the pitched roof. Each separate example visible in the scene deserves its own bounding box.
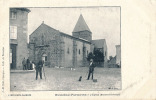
[30,22,91,44]
[73,14,91,33]
[92,39,106,48]
[30,22,59,37]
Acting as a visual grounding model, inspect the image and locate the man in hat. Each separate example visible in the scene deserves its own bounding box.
[87,59,96,80]
[36,60,44,80]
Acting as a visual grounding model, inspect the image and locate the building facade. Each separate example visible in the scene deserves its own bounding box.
[116,45,121,67]
[9,8,30,69]
[29,14,108,68]
[92,39,108,66]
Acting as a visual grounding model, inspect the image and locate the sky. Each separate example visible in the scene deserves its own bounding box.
[27,7,120,58]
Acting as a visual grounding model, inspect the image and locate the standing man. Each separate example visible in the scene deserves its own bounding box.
[87,59,96,80]
[26,58,30,70]
[36,60,44,80]
[22,58,26,70]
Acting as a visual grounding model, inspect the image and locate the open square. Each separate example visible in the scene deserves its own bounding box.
[9,7,121,91]
[10,67,121,91]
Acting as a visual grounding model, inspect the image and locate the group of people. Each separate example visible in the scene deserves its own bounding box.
[22,57,96,80]
[22,58,33,70]
[22,58,44,80]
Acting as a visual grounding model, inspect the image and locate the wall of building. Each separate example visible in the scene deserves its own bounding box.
[92,39,108,67]
[76,40,84,67]
[63,36,74,67]
[85,43,91,58]
[116,45,121,66]
[72,31,92,42]
[10,9,29,69]
[103,40,108,67]
[29,23,60,67]
[83,43,91,66]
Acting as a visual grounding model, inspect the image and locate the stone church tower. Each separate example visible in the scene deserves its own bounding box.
[72,14,92,42]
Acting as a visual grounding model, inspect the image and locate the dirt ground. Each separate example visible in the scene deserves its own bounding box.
[10,67,121,91]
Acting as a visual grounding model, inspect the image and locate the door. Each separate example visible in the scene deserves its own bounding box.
[42,53,47,66]
[10,44,17,69]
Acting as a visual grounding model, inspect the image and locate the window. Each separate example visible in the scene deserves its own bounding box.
[79,49,80,54]
[10,11,17,19]
[45,56,48,61]
[67,48,70,54]
[10,26,17,39]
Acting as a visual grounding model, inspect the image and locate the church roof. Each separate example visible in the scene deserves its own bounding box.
[73,14,91,33]
[30,22,59,36]
[30,22,91,44]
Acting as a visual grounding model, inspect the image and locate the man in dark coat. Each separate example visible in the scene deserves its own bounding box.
[22,58,26,70]
[36,60,44,80]
[26,58,30,70]
[87,59,96,80]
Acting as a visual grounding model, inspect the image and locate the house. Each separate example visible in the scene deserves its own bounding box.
[9,8,30,69]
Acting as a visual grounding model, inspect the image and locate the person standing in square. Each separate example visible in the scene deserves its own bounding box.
[87,59,96,80]
[36,60,44,80]
[22,58,26,70]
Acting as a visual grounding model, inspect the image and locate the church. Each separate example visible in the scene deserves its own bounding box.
[29,14,107,68]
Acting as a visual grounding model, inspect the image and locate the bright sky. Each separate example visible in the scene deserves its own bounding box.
[28,7,120,58]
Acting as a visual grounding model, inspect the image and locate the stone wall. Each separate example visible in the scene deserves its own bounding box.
[76,40,84,67]
[29,23,60,67]
[62,36,73,67]
[72,30,92,42]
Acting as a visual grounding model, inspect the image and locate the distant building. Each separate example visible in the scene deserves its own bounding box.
[92,39,108,66]
[116,45,121,66]
[9,8,30,69]
[107,56,116,68]
[29,14,108,67]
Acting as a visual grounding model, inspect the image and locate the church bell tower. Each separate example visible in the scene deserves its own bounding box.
[72,14,92,42]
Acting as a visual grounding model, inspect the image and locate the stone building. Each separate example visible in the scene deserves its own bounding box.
[9,8,30,69]
[29,14,107,67]
[92,39,108,66]
[116,45,121,67]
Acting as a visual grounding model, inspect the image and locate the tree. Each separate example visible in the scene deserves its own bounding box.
[93,49,104,63]
[87,52,94,61]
